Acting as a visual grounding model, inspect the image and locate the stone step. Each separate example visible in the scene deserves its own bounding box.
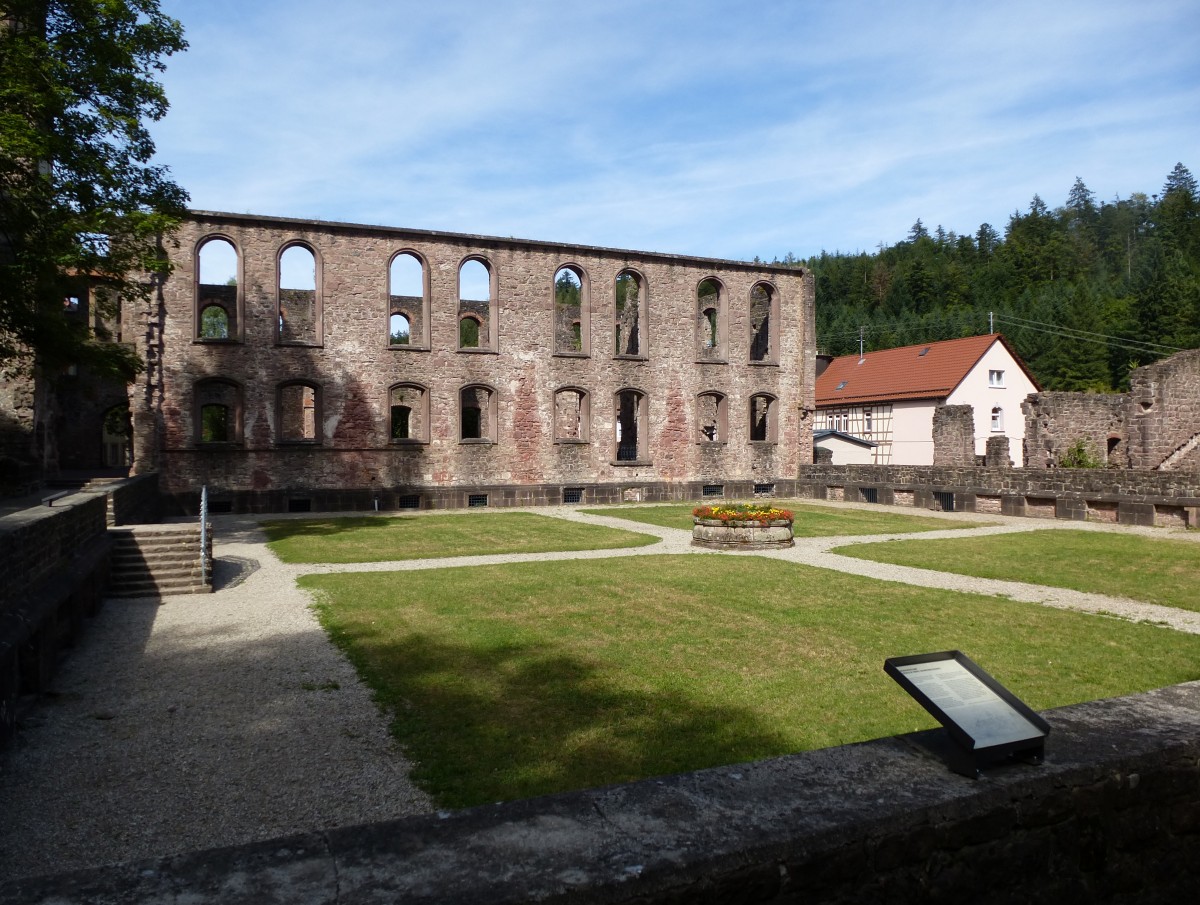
[106,579,212,598]
[111,549,200,566]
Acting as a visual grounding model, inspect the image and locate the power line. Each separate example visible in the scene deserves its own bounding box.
[993,313,1186,356]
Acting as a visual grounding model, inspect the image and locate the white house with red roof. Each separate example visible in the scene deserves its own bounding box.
[814,334,1041,466]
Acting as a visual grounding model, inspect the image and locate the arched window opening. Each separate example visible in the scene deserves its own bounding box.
[389,252,427,347]
[196,238,239,340]
[554,266,588,354]
[697,278,724,360]
[278,244,319,344]
[615,389,646,461]
[389,383,428,443]
[750,394,776,442]
[991,406,1004,432]
[458,258,494,350]
[554,388,589,442]
[460,385,494,441]
[194,378,242,444]
[697,392,726,443]
[614,270,644,357]
[389,312,411,345]
[749,283,776,362]
[279,383,320,443]
[199,305,229,339]
[101,403,132,467]
[459,315,481,348]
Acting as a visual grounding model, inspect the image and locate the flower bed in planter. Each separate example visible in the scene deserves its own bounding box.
[691,503,795,550]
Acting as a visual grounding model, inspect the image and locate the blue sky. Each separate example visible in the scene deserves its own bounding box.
[151,0,1200,263]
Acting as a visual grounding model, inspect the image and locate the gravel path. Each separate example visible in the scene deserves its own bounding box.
[1,501,1196,881]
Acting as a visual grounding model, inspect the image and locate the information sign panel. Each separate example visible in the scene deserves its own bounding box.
[885,650,1050,779]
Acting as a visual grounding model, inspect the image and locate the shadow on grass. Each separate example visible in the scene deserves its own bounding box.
[261,515,419,541]
[328,629,795,810]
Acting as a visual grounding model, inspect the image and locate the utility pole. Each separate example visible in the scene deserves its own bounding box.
[989,311,994,334]
[858,326,866,363]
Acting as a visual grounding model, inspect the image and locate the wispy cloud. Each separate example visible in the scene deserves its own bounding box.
[153,0,1200,260]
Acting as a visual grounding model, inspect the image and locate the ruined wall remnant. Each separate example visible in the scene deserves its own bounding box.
[1022,391,1127,468]
[142,212,816,511]
[985,435,1010,467]
[931,404,974,466]
[1128,348,1200,470]
[1023,348,1200,472]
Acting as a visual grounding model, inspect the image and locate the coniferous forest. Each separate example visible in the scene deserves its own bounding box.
[785,163,1200,392]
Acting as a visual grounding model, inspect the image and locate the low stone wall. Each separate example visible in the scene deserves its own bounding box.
[162,479,801,516]
[0,493,111,746]
[4,682,1197,904]
[798,464,1200,527]
[106,472,163,526]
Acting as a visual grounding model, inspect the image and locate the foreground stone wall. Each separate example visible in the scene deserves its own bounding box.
[0,493,111,745]
[4,682,1197,904]
[143,213,816,512]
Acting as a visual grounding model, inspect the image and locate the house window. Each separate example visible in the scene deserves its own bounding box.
[991,406,1004,432]
[389,251,429,348]
[989,369,1005,387]
[748,282,779,363]
[389,383,429,442]
[831,409,849,432]
[278,243,321,345]
[749,393,777,442]
[614,270,646,357]
[278,382,320,443]
[195,237,241,341]
[554,265,589,355]
[554,387,590,442]
[864,408,873,435]
[194,378,243,444]
[696,391,727,442]
[458,257,496,351]
[460,384,495,442]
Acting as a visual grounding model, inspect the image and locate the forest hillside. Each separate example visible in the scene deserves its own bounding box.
[789,163,1200,392]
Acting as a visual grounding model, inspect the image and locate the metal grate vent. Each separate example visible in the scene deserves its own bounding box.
[468,493,489,508]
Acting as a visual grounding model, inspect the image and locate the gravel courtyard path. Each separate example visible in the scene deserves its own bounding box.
[1,501,1196,880]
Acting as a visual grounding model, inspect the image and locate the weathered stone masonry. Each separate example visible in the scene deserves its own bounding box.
[137,213,816,512]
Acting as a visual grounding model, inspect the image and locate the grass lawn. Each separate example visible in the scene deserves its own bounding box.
[833,529,1200,613]
[262,512,658,563]
[584,501,989,535]
[301,555,1200,809]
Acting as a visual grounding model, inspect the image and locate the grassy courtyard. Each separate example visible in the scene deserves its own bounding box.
[300,554,1200,809]
[262,511,658,563]
[584,501,989,535]
[834,529,1200,613]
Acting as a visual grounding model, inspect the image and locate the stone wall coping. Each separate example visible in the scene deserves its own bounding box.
[187,210,806,276]
[3,681,1197,905]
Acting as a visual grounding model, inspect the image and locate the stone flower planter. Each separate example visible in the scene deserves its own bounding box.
[691,510,795,550]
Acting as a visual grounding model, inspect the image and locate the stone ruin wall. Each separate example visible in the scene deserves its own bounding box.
[1023,349,1200,472]
[931,404,974,466]
[1128,347,1200,470]
[144,213,816,508]
[1022,391,1128,468]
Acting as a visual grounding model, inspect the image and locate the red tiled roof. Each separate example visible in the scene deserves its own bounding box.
[815,334,1037,406]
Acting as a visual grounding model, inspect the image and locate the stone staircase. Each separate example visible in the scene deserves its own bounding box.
[107,523,212,598]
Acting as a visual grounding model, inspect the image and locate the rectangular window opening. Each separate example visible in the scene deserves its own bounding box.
[933,491,955,513]
[562,487,584,504]
[288,498,312,513]
[468,493,489,508]
[753,482,775,496]
[208,500,233,514]
[397,494,421,510]
[702,484,724,497]
[860,487,879,504]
